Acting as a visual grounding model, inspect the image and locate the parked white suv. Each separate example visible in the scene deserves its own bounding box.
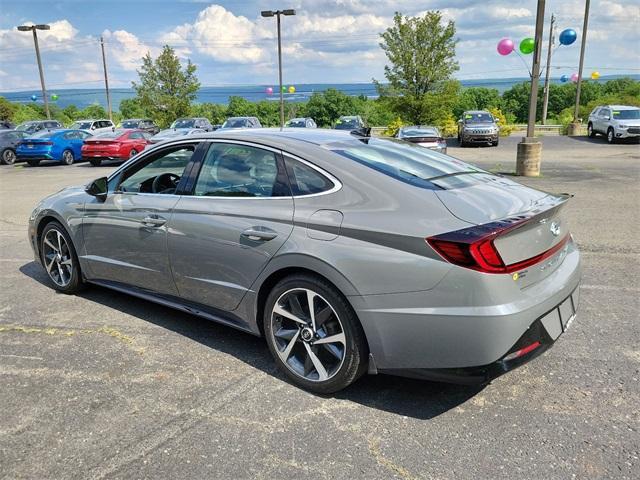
[69,119,115,134]
[587,105,640,143]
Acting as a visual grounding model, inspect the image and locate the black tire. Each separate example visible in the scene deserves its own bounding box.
[492,138,499,147]
[62,149,74,165]
[459,137,466,147]
[27,159,40,167]
[90,158,102,167]
[263,273,368,394]
[129,149,138,158]
[587,123,596,138]
[39,221,85,294]
[607,128,615,144]
[1,148,16,165]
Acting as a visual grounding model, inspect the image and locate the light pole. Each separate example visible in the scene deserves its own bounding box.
[541,13,555,125]
[17,24,51,119]
[261,9,296,130]
[569,0,590,135]
[100,36,113,122]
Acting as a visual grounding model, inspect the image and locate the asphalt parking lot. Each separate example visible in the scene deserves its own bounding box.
[0,135,638,479]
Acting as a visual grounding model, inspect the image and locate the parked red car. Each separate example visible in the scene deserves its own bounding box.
[82,129,150,166]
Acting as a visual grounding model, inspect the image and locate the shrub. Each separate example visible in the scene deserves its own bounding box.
[383,117,404,137]
[489,107,516,137]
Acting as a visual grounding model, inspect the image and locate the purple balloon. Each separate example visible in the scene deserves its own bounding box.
[571,73,579,83]
[266,87,273,95]
[497,38,515,56]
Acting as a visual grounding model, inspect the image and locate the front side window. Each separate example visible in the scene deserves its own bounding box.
[117,145,195,194]
[194,143,289,197]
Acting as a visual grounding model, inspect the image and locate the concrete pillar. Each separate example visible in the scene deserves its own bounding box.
[516,137,542,177]
[567,123,582,136]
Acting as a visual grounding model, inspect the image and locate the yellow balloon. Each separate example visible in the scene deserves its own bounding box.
[590,71,600,80]
[288,86,295,94]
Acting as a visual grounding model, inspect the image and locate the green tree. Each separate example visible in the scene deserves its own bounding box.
[118,98,146,119]
[305,89,357,127]
[376,11,458,124]
[190,102,227,125]
[453,87,501,118]
[132,45,200,128]
[0,97,18,121]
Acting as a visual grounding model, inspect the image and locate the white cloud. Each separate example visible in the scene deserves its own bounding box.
[102,30,155,71]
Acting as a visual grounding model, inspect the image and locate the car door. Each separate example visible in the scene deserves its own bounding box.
[68,131,88,159]
[128,131,147,154]
[81,142,202,295]
[167,141,294,311]
[597,108,609,133]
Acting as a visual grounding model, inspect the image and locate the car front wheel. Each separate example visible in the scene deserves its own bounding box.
[587,123,596,138]
[607,128,615,144]
[264,274,368,393]
[40,221,84,294]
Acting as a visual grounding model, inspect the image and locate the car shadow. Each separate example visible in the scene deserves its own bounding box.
[565,135,639,145]
[19,261,483,420]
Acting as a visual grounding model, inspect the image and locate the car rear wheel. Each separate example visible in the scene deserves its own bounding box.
[1,148,16,165]
[62,149,74,165]
[89,158,102,167]
[40,221,84,294]
[129,149,138,158]
[587,123,596,138]
[27,159,40,167]
[607,128,615,144]
[264,274,368,393]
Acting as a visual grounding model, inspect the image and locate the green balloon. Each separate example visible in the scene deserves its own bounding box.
[519,38,535,55]
[51,94,59,101]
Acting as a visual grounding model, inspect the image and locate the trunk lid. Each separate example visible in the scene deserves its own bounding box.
[433,173,572,284]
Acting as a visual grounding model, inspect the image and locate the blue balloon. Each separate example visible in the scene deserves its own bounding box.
[560,74,569,83]
[30,94,37,102]
[559,29,577,46]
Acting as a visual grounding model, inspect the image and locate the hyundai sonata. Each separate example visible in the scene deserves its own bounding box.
[28,129,580,393]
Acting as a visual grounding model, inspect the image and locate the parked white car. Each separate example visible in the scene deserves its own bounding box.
[587,105,640,143]
[69,119,115,135]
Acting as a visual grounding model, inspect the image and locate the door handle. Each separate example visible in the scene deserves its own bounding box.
[141,215,166,227]
[241,227,278,241]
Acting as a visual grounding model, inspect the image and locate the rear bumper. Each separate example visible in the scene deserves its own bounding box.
[350,241,581,377]
[380,289,578,384]
[82,155,126,161]
[17,151,54,160]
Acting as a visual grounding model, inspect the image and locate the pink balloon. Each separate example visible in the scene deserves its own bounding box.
[266,87,273,95]
[497,38,515,56]
[571,73,579,83]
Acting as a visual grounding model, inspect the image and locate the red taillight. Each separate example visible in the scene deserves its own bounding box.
[427,219,570,274]
[43,141,53,145]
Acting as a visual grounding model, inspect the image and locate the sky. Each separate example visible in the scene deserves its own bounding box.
[0,0,638,91]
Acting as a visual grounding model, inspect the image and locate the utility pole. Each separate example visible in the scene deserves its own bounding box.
[100,36,113,122]
[516,0,545,176]
[572,0,590,126]
[261,8,296,130]
[17,24,51,119]
[541,13,555,125]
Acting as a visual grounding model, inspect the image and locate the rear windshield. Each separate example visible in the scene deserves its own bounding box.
[330,138,486,190]
[612,109,640,120]
[16,123,37,131]
[29,130,55,138]
[336,118,360,128]
[222,118,250,128]
[401,128,439,137]
[286,119,306,127]
[121,121,140,128]
[171,119,195,128]
[94,130,126,139]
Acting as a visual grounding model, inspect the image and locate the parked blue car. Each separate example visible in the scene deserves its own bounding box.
[17,129,92,166]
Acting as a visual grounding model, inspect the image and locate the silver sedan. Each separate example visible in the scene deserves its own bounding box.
[28,128,581,393]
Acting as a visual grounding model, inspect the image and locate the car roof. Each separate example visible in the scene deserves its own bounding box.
[464,110,492,114]
[180,128,370,147]
[605,105,639,110]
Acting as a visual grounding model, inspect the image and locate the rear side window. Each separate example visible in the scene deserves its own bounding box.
[285,158,335,196]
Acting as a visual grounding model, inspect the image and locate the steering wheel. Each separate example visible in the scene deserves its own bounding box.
[152,172,180,194]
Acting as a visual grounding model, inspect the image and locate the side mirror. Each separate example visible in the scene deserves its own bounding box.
[604,116,610,120]
[86,176,108,201]
[91,125,96,130]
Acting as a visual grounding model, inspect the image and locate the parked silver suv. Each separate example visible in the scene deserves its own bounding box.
[457,111,499,147]
[588,105,640,143]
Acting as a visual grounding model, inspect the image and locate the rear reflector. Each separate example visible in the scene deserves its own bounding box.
[427,218,570,274]
[503,341,541,361]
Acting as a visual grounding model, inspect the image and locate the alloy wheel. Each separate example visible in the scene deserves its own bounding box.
[2,149,16,165]
[42,229,73,287]
[270,288,346,382]
[130,149,138,158]
[63,150,74,165]
[607,129,614,143]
